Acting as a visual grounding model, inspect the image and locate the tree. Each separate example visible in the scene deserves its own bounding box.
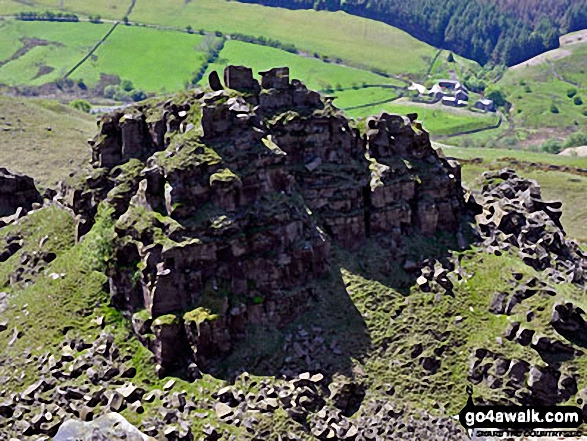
[121,79,134,92]
[131,89,147,102]
[113,89,132,102]
[69,99,91,113]
[186,25,193,34]
[447,52,455,62]
[486,88,507,107]
[550,102,560,113]
[574,96,583,105]
[567,88,578,98]
[103,85,117,99]
[563,131,587,148]
[540,138,562,154]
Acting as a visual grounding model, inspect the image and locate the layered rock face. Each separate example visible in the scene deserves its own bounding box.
[74,65,464,374]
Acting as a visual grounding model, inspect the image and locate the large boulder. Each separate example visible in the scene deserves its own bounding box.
[0,168,42,218]
[53,413,155,441]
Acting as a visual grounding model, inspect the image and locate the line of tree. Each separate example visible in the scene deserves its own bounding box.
[16,11,79,22]
[235,0,575,66]
[190,36,226,86]
[230,33,298,53]
[483,0,587,34]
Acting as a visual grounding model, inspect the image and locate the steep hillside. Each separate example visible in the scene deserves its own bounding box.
[0,95,94,187]
[488,36,587,147]
[484,0,587,31]
[234,0,566,65]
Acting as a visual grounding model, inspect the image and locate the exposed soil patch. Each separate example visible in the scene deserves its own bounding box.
[510,48,572,70]
[560,29,587,47]
[0,38,61,69]
[32,64,54,80]
[518,127,576,149]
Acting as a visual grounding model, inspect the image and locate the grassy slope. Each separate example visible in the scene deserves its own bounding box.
[2,0,440,77]
[130,0,437,77]
[0,20,108,86]
[0,95,95,187]
[333,86,400,109]
[498,40,587,137]
[3,0,131,18]
[202,40,402,92]
[0,21,209,93]
[1,205,585,437]
[74,25,207,93]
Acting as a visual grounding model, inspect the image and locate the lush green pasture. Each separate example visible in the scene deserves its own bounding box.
[347,100,499,136]
[1,0,441,76]
[75,25,207,93]
[130,0,436,77]
[0,20,107,86]
[0,20,209,93]
[204,40,399,92]
[333,86,400,109]
[428,49,480,80]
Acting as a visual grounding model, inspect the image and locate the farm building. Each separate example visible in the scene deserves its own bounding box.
[474,98,496,112]
[442,96,467,107]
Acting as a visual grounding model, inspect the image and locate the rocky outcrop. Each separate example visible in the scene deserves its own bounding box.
[0,168,42,218]
[476,168,587,283]
[72,65,465,374]
[551,302,587,346]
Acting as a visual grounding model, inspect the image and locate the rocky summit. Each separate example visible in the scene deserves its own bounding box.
[63,65,465,376]
[3,66,586,441]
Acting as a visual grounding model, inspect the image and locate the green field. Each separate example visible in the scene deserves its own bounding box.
[203,40,401,93]
[0,0,453,78]
[0,20,107,86]
[74,25,207,93]
[333,86,400,109]
[0,20,209,92]
[130,0,438,77]
[347,100,500,136]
